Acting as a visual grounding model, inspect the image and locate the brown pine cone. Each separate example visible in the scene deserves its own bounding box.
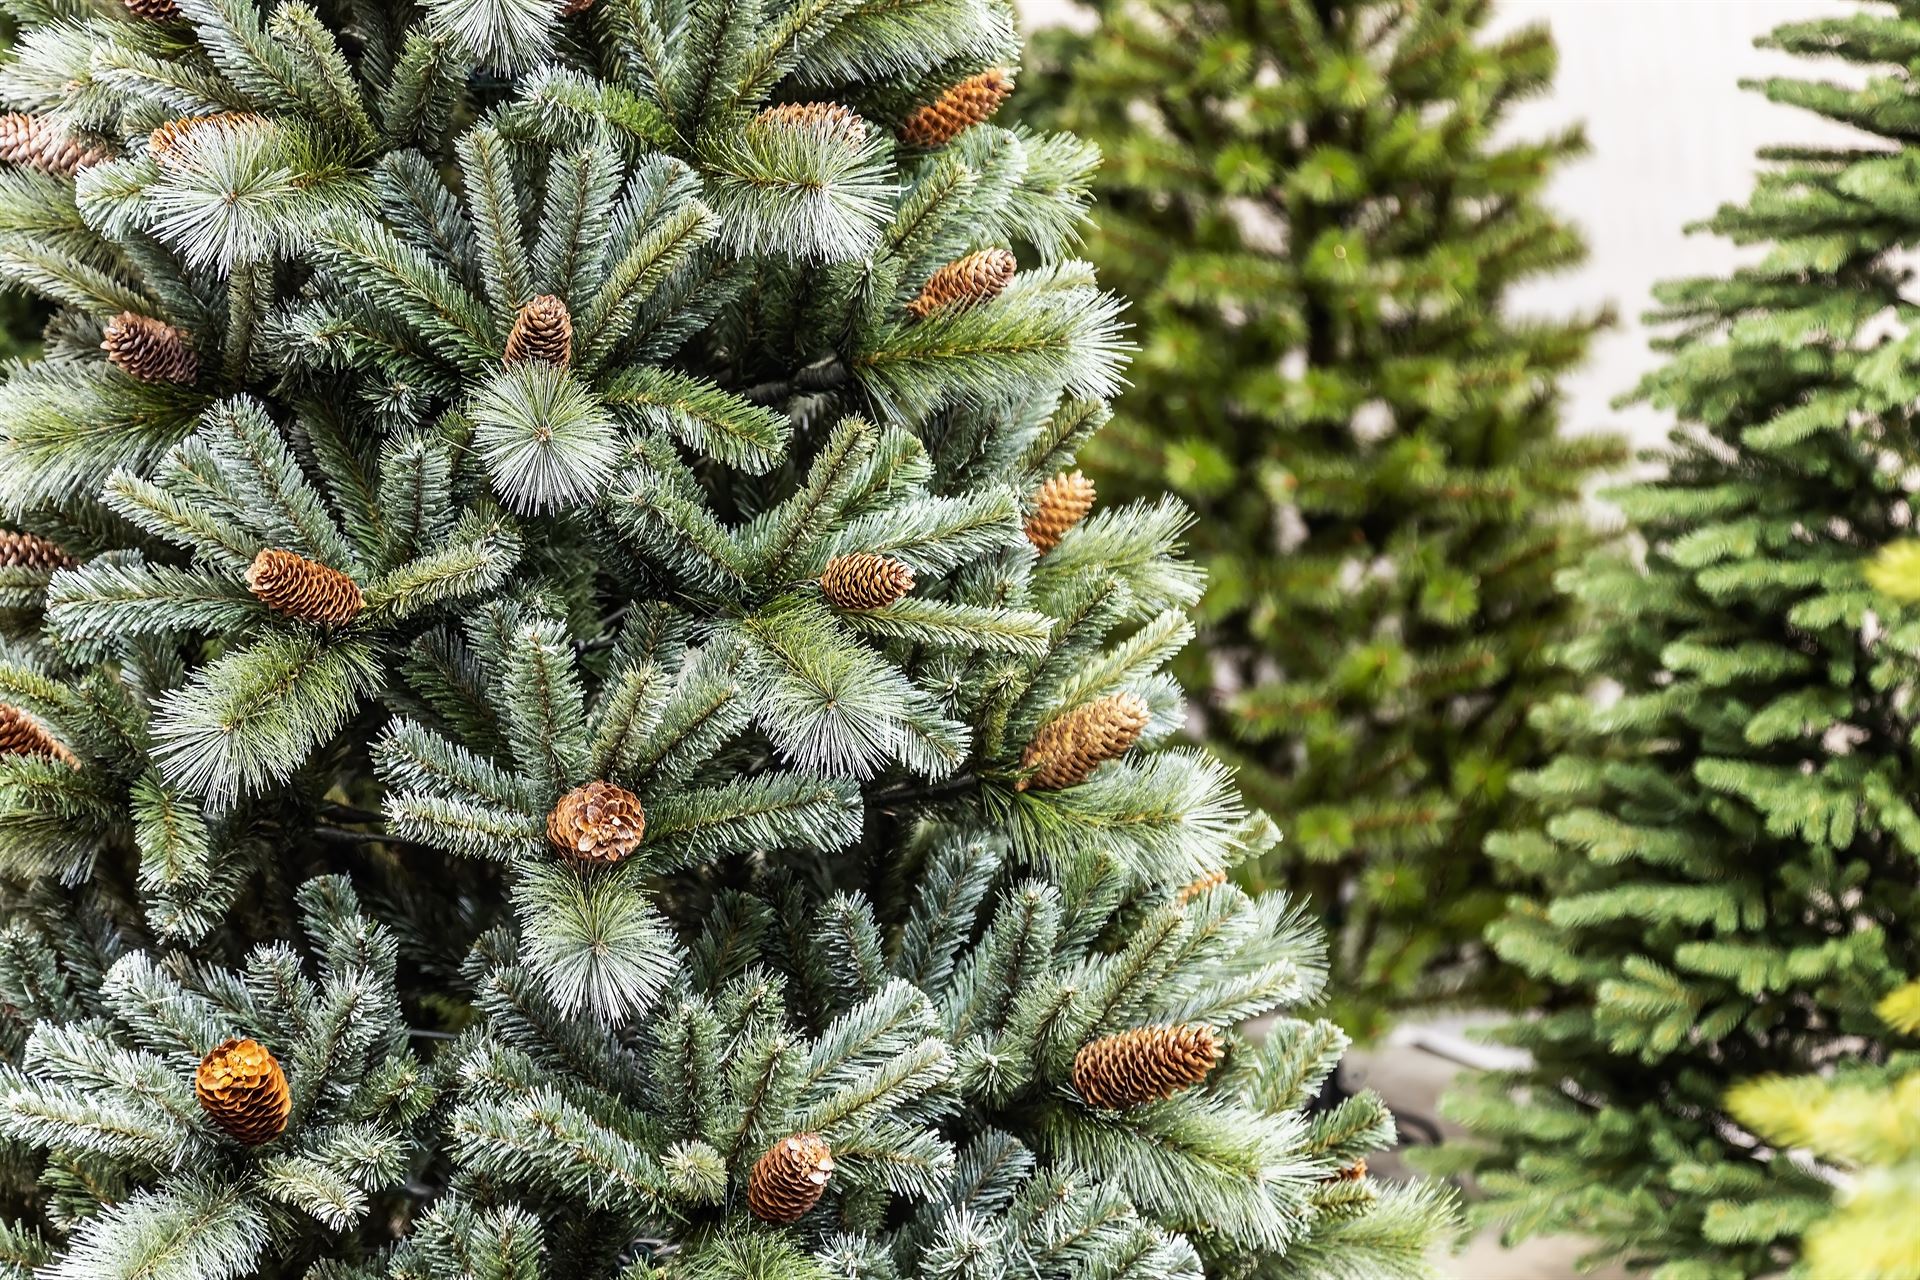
[1023,470,1095,554]
[1174,869,1229,904]
[195,1038,291,1145]
[0,704,77,767]
[148,112,266,162]
[0,112,109,176]
[123,0,182,19]
[898,69,1013,148]
[102,313,200,385]
[1333,1158,1368,1181]
[0,530,76,572]
[245,549,364,627]
[907,248,1017,319]
[547,780,646,864]
[1019,692,1149,792]
[747,1133,834,1224]
[504,295,573,367]
[754,102,866,141]
[819,553,915,610]
[559,0,594,14]
[1071,1023,1222,1110]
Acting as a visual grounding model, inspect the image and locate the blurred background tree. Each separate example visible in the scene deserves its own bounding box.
[1023,0,1623,1037]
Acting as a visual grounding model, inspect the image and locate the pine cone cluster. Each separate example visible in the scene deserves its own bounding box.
[755,101,866,141]
[547,780,646,864]
[1019,692,1149,791]
[0,112,108,176]
[0,704,77,767]
[245,548,365,626]
[0,530,75,572]
[103,313,200,385]
[122,0,181,19]
[1023,470,1095,554]
[1071,1023,1222,1111]
[504,295,573,367]
[195,1038,291,1145]
[819,552,915,610]
[907,248,1017,319]
[747,1133,834,1224]
[149,112,265,162]
[898,69,1013,148]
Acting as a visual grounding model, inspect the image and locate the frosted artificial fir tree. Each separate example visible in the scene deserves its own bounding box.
[1437,6,1920,1276]
[1023,0,1622,1036]
[0,0,1457,1272]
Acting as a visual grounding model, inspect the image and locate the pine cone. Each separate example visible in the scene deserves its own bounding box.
[819,553,915,610]
[755,101,866,141]
[747,1133,834,1224]
[0,530,75,572]
[898,69,1013,148]
[558,0,594,14]
[1019,692,1149,791]
[1071,1023,1222,1110]
[0,704,77,767]
[245,549,365,627]
[1023,470,1095,554]
[122,0,181,19]
[102,313,200,385]
[1174,869,1228,904]
[0,112,108,176]
[504,295,573,367]
[149,112,265,162]
[907,248,1016,319]
[195,1038,291,1145]
[1333,1158,1368,1181]
[547,780,646,864]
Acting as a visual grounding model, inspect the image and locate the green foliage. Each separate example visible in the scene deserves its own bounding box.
[1434,5,1920,1275]
[0,0,1455,1272]
[1024,0,1625,1035]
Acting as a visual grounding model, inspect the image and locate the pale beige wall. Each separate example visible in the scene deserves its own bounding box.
[1018,0,1860,449]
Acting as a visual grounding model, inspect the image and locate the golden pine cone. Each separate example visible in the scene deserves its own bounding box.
[898,69,1013,148]
[103,313,200,385]
[547,780,646,864]
[754,102,866,141]
[0,530,76,572]
[0,704,77,768]
[195,1038,291,1145]
[504,295,573,367]
[1071,1023,1222,1110]
[1174,869,1229,903]
[1023,470,1095,554]
[148,112,266,162]
[819,553,915,610]
[1019,692,1149,791]
[907,248,1017,319]
[123,0,181,19]
[245,549,365,627]
[747,1133,834,1224]
[0,113,108,177]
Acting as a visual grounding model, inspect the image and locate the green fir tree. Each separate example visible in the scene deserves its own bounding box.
[0,0,1456,1272]
[1437,5,1920,1275]
[1022,0,1625,1037]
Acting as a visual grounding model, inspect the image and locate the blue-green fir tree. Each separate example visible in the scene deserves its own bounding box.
[0,0,1457,1272]
[1022,0,1624,1037]
[1437,5,1920,1275]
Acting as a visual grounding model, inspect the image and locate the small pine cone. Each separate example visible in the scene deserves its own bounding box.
[245,549,364,627]
[0,530,76,572]
[0,113,109,177]
[907,248,1017,319]
[747,1133,834,1224]
[195,1038,291,1145]
[547,780,646,864]
[1334,1158,1368,1182]
[0,704,77,768]
[1023,470,1095,554]
[1019,692,1150,792]
[103,313,200,385]
[504,295,573,367]
[1072,1023,1222,1111]
[123,0,182,19]
[148,112,265,162]
[558,0,594,14]
[898,69,1014,148]
[754,101,866,141]
[819,553,915,610]
[1174,869,1229,904]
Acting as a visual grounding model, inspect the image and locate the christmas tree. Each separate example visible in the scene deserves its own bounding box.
[1022,0,1625,1037]
[1437,5,1920,1275]
[0,0,1456,1272]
